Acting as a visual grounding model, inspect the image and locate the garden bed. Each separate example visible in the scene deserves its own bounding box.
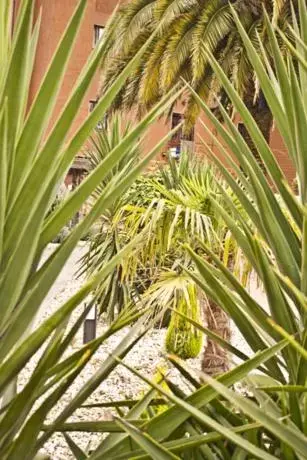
[19,243,264,459]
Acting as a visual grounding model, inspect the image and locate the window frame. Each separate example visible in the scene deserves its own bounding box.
[88,99,107,130]
[93,24,104,46]
[170,112,195,145]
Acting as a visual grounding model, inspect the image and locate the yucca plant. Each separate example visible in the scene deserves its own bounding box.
[181,0,307,451]
[70,2,307,459]
[0,0,182,458]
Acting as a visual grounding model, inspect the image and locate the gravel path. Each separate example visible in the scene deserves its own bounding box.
[20,243,266,459]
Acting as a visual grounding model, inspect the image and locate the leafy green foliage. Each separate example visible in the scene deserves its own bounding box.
[3,1,307,459]
[174,0,307,457]
[75,2,307,459]
[79,115,142,321]
[101,0,292,130]
[83,149,251,327]
[0,1,179,457]
[165,280,203,359]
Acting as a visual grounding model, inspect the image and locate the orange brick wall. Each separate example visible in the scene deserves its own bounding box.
[27,0,114,137]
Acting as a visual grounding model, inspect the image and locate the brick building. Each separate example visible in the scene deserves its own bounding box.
[14,0,296,185]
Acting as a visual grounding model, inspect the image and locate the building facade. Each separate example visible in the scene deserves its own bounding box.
[14,0,296,185]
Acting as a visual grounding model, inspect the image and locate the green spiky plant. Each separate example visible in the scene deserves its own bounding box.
[79,115,142,322]
[68,2,307,459]
[6,0,307,459]
[0,0,182,458]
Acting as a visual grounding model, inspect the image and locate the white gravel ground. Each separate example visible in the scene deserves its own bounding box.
[19,243,266,459]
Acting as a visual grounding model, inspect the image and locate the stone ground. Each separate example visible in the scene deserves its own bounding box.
[19,243,266,459]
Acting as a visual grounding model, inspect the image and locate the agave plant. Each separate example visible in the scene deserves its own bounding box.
[0,0,182,458]
[68,2,307,459]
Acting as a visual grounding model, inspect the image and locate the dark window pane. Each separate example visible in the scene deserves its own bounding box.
[94,25,104,45]
[89,100,97,112]
[171,112,183,143]
[171,112,183,129]
[89,99,107,130]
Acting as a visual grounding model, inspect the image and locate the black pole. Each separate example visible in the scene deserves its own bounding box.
[83,304,97,343]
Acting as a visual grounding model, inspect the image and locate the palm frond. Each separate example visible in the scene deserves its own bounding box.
[192,1,233,83]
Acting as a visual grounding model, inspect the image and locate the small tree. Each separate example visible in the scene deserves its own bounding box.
[83,147,253,374]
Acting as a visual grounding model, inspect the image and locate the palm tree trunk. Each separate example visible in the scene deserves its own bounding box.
[200,87,272,377]
[240,84,273,173]
[201,298,230,376]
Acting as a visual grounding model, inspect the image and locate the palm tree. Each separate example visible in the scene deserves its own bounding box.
[129,156,252,374]
[101,0,292,151]
[83,135,253,373]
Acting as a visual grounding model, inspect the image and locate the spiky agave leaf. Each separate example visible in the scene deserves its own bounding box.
[0,0,182,456]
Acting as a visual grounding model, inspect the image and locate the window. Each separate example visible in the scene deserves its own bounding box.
[89,99,107,130]
[171,113,183,129]
[169,113,194,157]
[94,25,104,46]
[89,99,98,112]
[169,113,183,157]
[171,113,183,143]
